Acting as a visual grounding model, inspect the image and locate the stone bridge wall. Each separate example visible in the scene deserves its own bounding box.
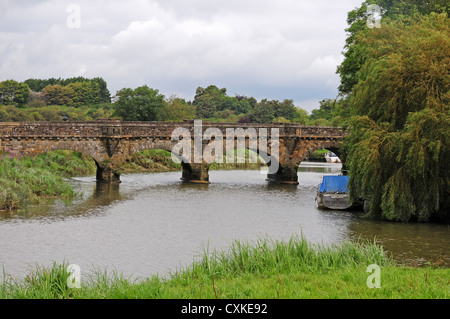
[0,120,346,184]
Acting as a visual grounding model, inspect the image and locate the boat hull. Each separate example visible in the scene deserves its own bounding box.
[315,193,358,210]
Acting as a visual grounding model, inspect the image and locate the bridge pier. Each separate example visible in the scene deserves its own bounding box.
[96,161,121,183]
[266,164,299,185]
[181,163,210,184]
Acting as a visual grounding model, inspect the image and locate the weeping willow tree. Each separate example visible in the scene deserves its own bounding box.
[346,13,449,222]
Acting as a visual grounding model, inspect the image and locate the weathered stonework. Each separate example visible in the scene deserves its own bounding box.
[0,120,346,184]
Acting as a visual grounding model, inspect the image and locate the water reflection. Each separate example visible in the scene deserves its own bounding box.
[298,162,342,174]
[347,219,450,266]
[91,182,123,205]
[0,181,125,222]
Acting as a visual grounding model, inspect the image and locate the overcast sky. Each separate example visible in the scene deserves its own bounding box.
[0,0,363,112]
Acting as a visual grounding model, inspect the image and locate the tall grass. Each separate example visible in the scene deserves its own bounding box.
[175,235,393,281]
[23,150,97,177]
[2,262,76,299]
[0,150,95,210]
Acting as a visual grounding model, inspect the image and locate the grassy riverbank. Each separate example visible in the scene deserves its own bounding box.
[0,235,448,299]
[0,150,96,210]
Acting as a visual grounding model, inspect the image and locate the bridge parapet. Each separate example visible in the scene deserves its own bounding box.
[0,122,103,138]
[0,121,345,139]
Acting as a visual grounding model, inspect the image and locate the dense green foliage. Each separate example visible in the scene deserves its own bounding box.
[336,0,449,95]
[0,80,30,106]
[25,77,111,103]
[1,236,448,299]
[113,85,165,121]
[42,82,103,107]
[345,13,449,222]
[191,85,308,123]
[0,104,115,122]
[308,98,350,126]
[160,96,196,121]
[1,77,112,115]
[193,85,254,118]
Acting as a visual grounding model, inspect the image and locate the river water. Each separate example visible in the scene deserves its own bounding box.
[0,162,448,281]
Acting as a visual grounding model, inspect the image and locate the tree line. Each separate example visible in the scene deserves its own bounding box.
[0,78,330,125]
[0,77,110,107]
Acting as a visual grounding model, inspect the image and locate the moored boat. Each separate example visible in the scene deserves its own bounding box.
[324,151,341,163]
[315,175,361,210]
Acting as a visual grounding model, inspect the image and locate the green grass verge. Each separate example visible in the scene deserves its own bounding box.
[1,235,448,299]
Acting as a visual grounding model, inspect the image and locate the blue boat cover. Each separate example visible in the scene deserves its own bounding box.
[319,175,349,193]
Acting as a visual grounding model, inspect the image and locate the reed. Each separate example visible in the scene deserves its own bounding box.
[174,234,394,281]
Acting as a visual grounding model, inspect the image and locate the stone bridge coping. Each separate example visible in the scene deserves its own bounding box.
[0,121,346,139]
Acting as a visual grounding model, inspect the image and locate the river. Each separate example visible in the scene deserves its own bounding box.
[0,162,448,281]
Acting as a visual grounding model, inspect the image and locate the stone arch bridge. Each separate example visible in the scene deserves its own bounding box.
[0,120,346,184]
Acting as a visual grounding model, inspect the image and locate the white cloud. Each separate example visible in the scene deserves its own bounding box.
[0,0,363,110]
